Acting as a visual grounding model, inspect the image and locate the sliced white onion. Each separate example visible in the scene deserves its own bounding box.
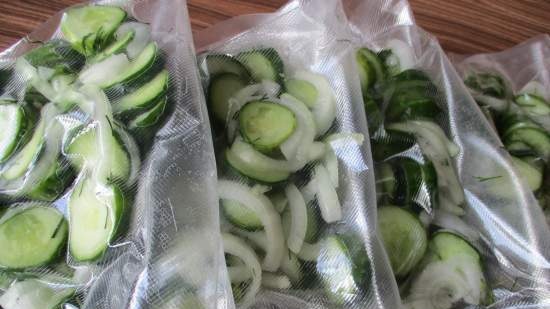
[261,273,291,289]
[314,164,342,223]
[78,54,130,86]
[385,39,415,72]
[260,80,281,97]
[325,132,365,145]
[222,233,262,309]
[432,210,480,243]
[388,121,465,215]
[298,241,321,262]
[412,121,460,156]
[323,147,339,188]
[218,180,285,271]
[116,22,151,59]
[233,230,267,252]
[227,265,252,283]
[278,94,316,169]
[474,94,509,112]
[279,251,302,284]
[285,184,308,254]
[300,179,317,204]
[290,71,336,136]
[229,137,294,173]
[270,192,288,213]
[0,279,74,309]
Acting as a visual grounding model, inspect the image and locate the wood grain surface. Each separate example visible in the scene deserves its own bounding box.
[0,0,549,54]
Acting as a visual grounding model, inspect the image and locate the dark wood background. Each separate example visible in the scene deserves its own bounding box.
[0,0,549,54]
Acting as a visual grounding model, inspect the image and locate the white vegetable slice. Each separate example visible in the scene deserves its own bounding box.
[290,71,336,136]
[218,180,285,271]
[0,104,24,162]
[0,279,74,309]
[222,233,262,309]
[431,210,480,244]
[323,148,339,188]
[298,241,322,262]
[78,54,130,85]
[308,142,326,161]
[385,39,415,72]
[261,273,291,289]
[314,164,342,223]
[227,265,252,283]
[115,22,151,59]
[285,184,308,254]
[279,93,317,169]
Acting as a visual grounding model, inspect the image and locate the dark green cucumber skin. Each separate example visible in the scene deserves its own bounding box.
[371,128,416,161]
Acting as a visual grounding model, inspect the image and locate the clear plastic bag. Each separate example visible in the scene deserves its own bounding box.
[345,0,550,308]
[195,1,400,308]
[0,0,231,308]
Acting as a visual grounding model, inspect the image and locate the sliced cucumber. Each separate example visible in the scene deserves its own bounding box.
[204,54,251,80]
[89,29,135,64]
[0,206,67,269]
[378,206,427,277]
[356,48,385,92]
[26,160,72,201]
[61,6,127,56]
[115,22,151,59]
[222,199,263,231]
[282,201,319,243]
[0,104,26,162]
[405,232,488,309]
[284,78,318,108]
[0,279,74,309]
[237,49,283,83]
[225,137,291,183]
[128,96,167,129]
[317,235,370,304]
[68,176,125,262]
[114,69,169,115]
[239,101,296,152]
[208,73,247,123]
[511,156,542,191]
[23,39,84,74]
[515,93,550,116]
[503,127,550,161]
[464,73,507,99]
[65,125,131,182]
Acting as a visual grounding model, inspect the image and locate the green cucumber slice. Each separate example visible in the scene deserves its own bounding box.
[356,48,385,92]
[98,42,157,89]
[386,157,438,209]
[68,176,125,262]
[204,54,251,80]
[0,206,67,269]
[208,73,247,123]
[378,206,427,277]
[65,125,131,182]
[511,156,543,191]
[317,235,370,304]
[61,5,127,56]
[89,29,135,64]
[284,78,318,108]
[114,69,169,115]
[503,127,550,161]
[239,101,296,152]
[128,96,168,129]
[515,93,550,116]
[237,49,284,83]
[0,104,26,162]
[0,279,74,309]
[222,199,263,231]
[23,39,84,74]
[25,160,71,201]
[427,231,480,263]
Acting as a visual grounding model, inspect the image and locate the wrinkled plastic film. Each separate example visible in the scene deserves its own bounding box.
[346,0,550,307]
[196,0,401,308]
[0,0,232,309]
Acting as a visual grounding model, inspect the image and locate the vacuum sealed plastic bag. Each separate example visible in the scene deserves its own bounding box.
[451,35,550,226]
[194,0,401,308]
[345,0,550,308]
[0,0,231,308]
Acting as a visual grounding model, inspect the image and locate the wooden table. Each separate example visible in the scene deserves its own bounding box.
[0,0,549,54]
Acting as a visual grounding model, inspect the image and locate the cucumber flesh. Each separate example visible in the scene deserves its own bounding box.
[504,127,550,161]
[89,29,135,64]
[128,96,168,129]
[61,6,127,56]
[68,176,124,262]
[427,231,480,263]
[378,206,427,277]
[284,78,318,108]
[26,160,72,202]
[237,50,283,83]
[65,125,131,183]
[515,93,550,116]
[114,69,169,115]
[222,199,263,231]
[204,54,251,80]
[511,156,542,191]
[208,73,247,123]
[115,22,151,59]
[0,279,74,309]
[0,206,68,269]
[356,48,385,92]
[0,104,25,162]
[239,101,296,152]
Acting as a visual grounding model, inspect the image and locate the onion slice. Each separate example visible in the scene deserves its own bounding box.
[314,164,342,223]
[261,273,291,289]
[222,233,262,309]
[218,180,285,271]
[285,184,308,254]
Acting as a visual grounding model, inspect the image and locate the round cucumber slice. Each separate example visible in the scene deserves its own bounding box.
[378,206,427,277]
[284,78,318,108]
[0,104,25,163]
[222,199,263,231]
[61,6,127,56]
[208,73,247,123]
[427,231,480,263]
[515,93,550,116]
[0,206,68,269]
[239,101,296,152]
[68,176,125,262]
